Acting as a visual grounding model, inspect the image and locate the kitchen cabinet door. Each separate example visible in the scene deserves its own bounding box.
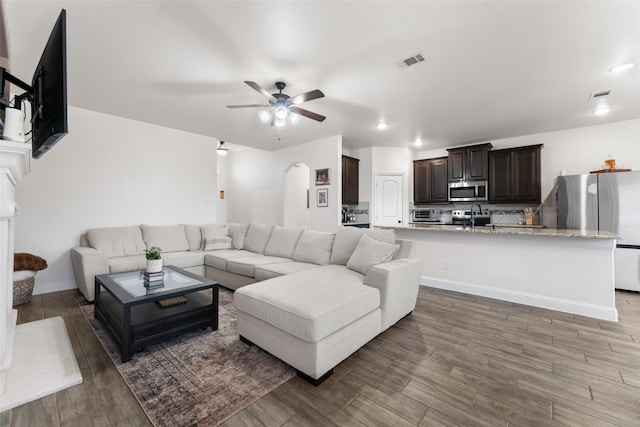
[342,155,359,205]
[511,145,541,202]
[413,159,430,204]
[489,145,542,203]
[447,143,491,182]
[414,157,448,204]
[430,157,449,203]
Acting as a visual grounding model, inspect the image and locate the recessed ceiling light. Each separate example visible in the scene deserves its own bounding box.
[414,139,424,147]
[593,106,611,116]
[376,122,388,130]
[609,62,635,73]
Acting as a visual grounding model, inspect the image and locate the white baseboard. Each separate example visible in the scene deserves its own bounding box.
[33,281,78,296]
[420,276,618,322]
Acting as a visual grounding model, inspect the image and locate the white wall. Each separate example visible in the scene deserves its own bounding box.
[14,107,219,294]
[224,135,342,231]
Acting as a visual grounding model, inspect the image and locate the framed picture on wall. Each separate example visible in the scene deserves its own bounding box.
[317,188,328,207]
[315,168,330,185]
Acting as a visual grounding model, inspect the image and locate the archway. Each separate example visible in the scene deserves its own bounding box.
[283,162,310,228]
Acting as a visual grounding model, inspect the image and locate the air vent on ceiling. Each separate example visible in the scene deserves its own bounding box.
[589,89,612,100]
[397,51,429,69]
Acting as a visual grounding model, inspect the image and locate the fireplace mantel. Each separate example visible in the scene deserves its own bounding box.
[0,141,81,417]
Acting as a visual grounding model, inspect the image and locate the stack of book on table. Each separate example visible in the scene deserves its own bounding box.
[143,271,165,289]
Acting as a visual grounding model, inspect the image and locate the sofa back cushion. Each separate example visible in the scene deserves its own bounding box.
[264,226,304,258]
[87,226,146,258]
[330,227,396,265]
[293,230,335,265]
[243,223,274,254]
[141,224,189,253]
[183,224,204,251]
[228,223,249,249]
[201,224,232,251]
[346,234,399,274]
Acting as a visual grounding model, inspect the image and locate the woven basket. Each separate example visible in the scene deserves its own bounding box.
[13,276,35,306]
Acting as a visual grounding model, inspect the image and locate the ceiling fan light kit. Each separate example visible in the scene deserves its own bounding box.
[227,81,326,126]
[217,141,229,156]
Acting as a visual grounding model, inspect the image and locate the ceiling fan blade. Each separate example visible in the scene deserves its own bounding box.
[288,89,325,105]
[244,81,276,101]
[227,104,270,109]
[291,106,326,122]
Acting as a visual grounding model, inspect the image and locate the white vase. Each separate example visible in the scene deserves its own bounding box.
[146,259,163,273]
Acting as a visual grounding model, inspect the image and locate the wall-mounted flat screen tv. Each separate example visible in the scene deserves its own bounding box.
[30,9,67,159]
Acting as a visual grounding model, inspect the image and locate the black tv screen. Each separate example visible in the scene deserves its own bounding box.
[31,9,67,159]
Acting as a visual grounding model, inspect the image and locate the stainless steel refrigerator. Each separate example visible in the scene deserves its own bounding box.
[557,171,640,291]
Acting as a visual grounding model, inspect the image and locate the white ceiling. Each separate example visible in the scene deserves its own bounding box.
[4,1,640,152]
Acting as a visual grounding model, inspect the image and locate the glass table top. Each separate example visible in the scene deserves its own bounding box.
[108,267,204,298]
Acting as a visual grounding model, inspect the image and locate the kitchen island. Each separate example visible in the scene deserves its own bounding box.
[388,224,618,321]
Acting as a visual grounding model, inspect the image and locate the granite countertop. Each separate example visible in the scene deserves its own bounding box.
[389,223,617,239]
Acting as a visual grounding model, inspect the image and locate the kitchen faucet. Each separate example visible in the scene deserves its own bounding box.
[470,203,483,229]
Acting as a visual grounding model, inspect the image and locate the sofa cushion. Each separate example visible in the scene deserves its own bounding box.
[228,223,249,249]
[243,223,274,254]
[234,265,379,343]
[264,226,304,258]
[226,256,291,277]
[346,235,399,275]
[183,224,204,251]
[161,251,205,269]
[108,255,146,273]
[331,227,396,265]
[204,249,262,270]
[88,226,146,258]
[292,230,335,265]
[203,236,232,251]
[201,224,231,251]
[254,261,320,281]
[141,225,189,253]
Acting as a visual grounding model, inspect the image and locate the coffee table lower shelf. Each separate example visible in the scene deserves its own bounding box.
[95,286,218,362]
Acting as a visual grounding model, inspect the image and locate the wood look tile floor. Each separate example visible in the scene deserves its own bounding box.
[10,287,640,427]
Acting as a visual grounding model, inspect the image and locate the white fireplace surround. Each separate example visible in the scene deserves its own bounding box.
[0,141,81,414]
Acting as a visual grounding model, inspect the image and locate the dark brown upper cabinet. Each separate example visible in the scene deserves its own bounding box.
[489,144,542,204]
[342,155,359,205]
[447,143,492,182]
[413,157,449,204]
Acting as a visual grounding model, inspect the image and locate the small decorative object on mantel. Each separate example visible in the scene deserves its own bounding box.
[144,246,162,273]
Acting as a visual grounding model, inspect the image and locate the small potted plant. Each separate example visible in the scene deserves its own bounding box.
[144,246,163,273]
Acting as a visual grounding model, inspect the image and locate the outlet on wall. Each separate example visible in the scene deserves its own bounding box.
[443,261,451,270]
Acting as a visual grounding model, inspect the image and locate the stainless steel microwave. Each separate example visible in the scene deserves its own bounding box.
[448,180,488,202]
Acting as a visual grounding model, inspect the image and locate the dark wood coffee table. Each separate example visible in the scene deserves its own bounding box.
[94,266,218,362]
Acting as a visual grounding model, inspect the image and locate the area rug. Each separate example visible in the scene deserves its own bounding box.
[78,288,295,426]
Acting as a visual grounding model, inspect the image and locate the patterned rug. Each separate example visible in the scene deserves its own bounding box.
[78,288,295,426]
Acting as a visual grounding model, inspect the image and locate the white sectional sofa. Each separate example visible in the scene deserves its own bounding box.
[71,223,423,383]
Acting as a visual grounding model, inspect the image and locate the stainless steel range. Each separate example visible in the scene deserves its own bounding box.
[451,209,491,226]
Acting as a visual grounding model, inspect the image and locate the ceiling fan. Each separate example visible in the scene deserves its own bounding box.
[227,81,326,126]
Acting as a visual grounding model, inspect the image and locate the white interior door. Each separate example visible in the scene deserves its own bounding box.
[375,174,403,226]
[284,163,310,228]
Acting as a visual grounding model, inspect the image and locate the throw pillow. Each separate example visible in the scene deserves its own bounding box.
[292,229,336,265]
[227,223,249,249]
[263,226,305,258]
[200,224,230,251]
[330,227,396,265]
[242,223,274,254]
[346,234,399,275]
[182,224,204,251]
[203,236,233,251]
